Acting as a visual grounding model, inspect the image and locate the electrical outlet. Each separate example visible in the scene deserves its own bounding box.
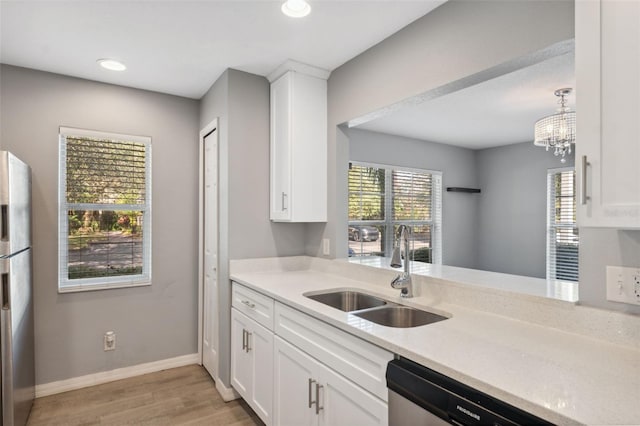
[104,331,116,351]
[606,266,640,305]
[322,238,330,256]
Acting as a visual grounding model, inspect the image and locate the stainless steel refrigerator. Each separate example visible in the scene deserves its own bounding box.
[0,152,34,426]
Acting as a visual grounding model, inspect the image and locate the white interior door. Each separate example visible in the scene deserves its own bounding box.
[202,126,218,377]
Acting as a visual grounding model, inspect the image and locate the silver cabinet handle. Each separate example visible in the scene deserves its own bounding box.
[1,273,9,310]
[308,378,316,408]
[282,192,287,210]
[581,155,590,205]
[241,329,247,351]
[315,383,323,414]
[1,205,7,241]
[245,331,251,352]
[241,300,255,309]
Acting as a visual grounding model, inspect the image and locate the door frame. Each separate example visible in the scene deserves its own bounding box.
[198,118,219,367]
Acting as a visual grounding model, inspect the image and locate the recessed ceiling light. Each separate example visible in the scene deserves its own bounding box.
[97,59,127,71]
[281,0,311,18]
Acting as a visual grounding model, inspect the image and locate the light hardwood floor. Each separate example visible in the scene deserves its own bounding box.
[27,365,264,426]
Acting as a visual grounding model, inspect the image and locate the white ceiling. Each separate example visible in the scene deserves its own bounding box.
[0,0,445,99]
[356,52,576,149]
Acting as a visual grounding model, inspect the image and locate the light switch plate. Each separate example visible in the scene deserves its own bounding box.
[606,266,640,305]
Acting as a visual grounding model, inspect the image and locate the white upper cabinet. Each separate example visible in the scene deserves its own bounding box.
[269,62,328,222]
[576,0,640,228]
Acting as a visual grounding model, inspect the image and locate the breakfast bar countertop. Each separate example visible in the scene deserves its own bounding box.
[230,256,640,426]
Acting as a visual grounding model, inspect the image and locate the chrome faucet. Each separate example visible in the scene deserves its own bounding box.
[390,225,412,298]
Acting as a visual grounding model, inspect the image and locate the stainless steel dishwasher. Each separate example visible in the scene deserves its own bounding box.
[386,358,554,426]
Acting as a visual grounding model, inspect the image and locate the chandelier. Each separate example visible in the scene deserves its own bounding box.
[534,88,576,163]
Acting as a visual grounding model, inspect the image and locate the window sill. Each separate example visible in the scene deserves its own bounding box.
[58,280,151,294]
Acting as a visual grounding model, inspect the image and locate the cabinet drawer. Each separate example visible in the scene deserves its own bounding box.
[275,302,393,401]
[232,283,275,331]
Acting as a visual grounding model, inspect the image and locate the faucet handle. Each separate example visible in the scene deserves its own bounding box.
[390,272,413,297]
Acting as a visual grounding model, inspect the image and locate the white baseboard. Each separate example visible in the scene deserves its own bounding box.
[215,379,240,402]
[35,353,200,398]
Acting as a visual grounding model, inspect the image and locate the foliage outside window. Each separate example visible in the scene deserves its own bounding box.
[348,162,442,264]
[546,168,579,282]
[58,127,152,292]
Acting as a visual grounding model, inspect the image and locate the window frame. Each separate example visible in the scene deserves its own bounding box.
[546,167,579,282]
[348,161,442,263]
[58,127,152,293]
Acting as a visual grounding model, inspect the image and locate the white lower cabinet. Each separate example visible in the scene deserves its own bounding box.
[231,308,274,425]
[273,336,318,426]
[274,337,388,426]
[230,282,391,426]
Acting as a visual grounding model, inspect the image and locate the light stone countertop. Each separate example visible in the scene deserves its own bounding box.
[230,256,640,426]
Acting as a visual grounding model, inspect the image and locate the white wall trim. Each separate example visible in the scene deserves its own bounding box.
[35,353,199,398]
[215,378,240,402]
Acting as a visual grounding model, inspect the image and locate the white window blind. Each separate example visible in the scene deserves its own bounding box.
[546,168,579,282]
[348,165,385,222]
[348,162,442,263]
[58,127,152,292]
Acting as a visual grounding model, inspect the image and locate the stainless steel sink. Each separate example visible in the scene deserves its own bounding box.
[353,306,447,328]
[305,289,449,328]
[305,290,387,312]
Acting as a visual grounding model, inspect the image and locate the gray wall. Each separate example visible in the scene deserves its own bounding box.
[579,229,640,314]
[199,69,306,387]
[309,0,575,262]
[476,142,575,278]
[318,0,639,314]
[348,128,478,269]
[0,65,200,384]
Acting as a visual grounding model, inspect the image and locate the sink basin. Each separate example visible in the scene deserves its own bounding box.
[305,290,387,312]
[305,289,449,328]
[353,306,447,328]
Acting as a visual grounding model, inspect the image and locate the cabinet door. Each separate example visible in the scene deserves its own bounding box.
[270,73,292,221]
[274,337,318,426]
[249,319,274,425]
[318,364,388,426]
[288,72,328,223]
[230,308,252,399]
[232,308,274,426]
[576,0,640,228]
[275,302,392,402]
[269,70,327,223]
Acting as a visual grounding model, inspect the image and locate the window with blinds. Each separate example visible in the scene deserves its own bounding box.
[348,162,442,263]
[58,127,152,292]
[546,168,579,282]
